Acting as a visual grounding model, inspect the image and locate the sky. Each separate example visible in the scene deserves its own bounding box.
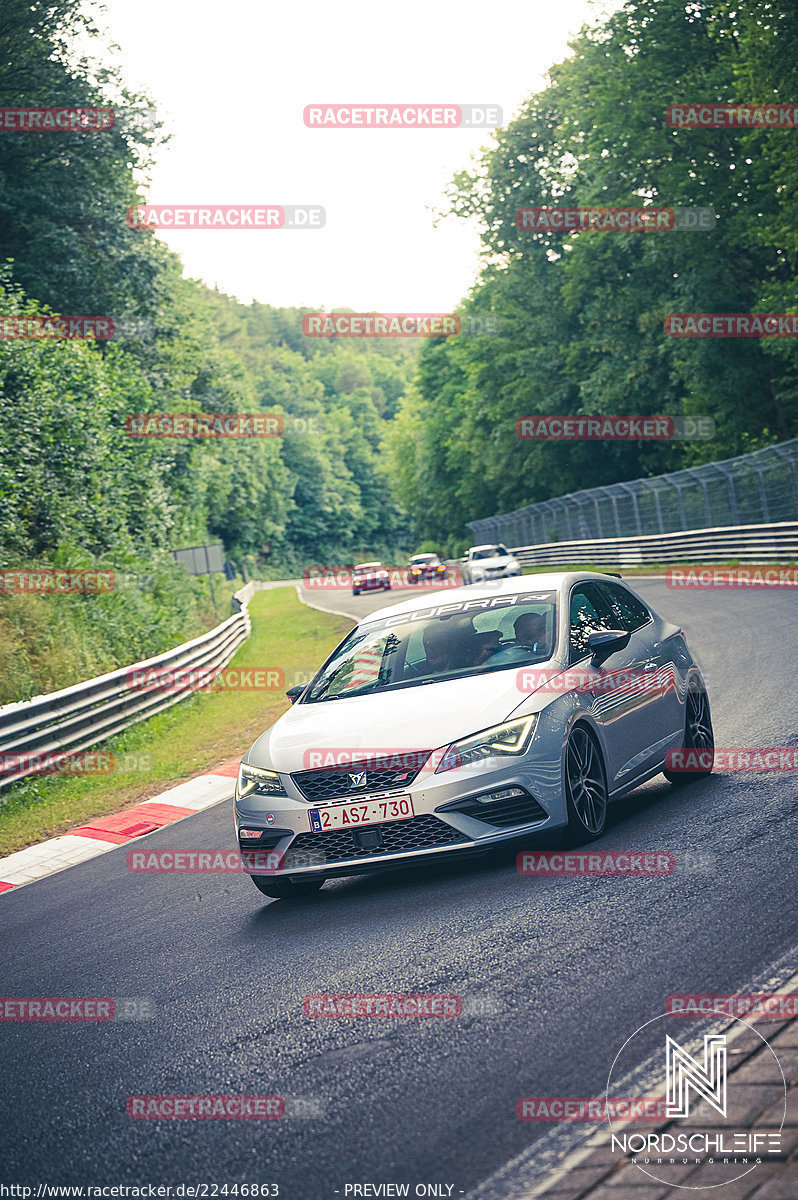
[99,0,618,312]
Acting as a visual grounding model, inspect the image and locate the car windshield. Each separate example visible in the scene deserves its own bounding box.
[303,590,557,702]
[410,555,437,564]
[472,546,507,560]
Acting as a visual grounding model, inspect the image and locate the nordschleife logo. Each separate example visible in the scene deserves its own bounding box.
[606,1012,786,1190]
[665,1033,727,1119]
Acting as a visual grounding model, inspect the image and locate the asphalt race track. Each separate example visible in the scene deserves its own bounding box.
[1,580,796,1198]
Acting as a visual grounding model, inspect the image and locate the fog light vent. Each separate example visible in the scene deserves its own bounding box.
[476,786,526,804]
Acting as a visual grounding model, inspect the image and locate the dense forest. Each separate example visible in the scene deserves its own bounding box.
[0,0,416,583]
[1,0,797,584]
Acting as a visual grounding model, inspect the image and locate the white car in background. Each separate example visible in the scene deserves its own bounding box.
[463,543,522,584]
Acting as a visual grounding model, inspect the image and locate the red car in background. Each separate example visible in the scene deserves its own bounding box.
[407,552,448,584]
[352,562,391,595]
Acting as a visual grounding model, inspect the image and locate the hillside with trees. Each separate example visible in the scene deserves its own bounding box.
[1,0,797,696]
[386,0,798,548]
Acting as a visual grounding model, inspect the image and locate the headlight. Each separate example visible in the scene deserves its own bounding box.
[237,762,286,799]
[436,716,538,773]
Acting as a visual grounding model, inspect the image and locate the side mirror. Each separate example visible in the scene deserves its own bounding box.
[285,685,306,704]
[588,629,631,667]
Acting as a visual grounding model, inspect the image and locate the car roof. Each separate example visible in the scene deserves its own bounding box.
[411,552,438,559]
[357,571,629,624]
[469,543,505,552]
[353,561,382,569]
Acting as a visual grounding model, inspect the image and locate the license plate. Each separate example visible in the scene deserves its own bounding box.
[308,794,414,832]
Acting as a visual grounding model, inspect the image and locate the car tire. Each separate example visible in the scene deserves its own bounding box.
[250,875,325,899]
[384,582,391,590]
[663,681,714,785]
[353,588,360,596]
[563,724,608,844]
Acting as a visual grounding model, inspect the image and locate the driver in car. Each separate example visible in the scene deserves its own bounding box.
[478,611,551,666]
[514,611,548,654]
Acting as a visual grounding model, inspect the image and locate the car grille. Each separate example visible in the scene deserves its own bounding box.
[292,752,431,802]
[288,814,468,862]
[437,791,548,829]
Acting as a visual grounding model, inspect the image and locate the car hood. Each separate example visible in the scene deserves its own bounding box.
[246,668,544,773]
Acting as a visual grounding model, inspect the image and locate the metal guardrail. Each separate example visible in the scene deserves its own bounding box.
[468,439,798,546]
[0,587,254,791]
[508,521,798,567]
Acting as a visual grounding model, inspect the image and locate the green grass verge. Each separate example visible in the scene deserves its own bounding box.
[0,587,352,857]
[522,560,795,576]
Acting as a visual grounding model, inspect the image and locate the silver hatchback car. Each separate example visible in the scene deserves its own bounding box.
[234,573,713,898]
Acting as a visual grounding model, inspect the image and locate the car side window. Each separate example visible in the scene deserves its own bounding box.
[599,583,651,632]
[569,583,618,660]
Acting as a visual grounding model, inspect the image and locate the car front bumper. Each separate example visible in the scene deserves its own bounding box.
[470,568,522,581]
[234,747,568,880]
[353,576,389,590]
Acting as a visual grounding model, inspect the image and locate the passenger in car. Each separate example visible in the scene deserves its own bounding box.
[421,623,463,673]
